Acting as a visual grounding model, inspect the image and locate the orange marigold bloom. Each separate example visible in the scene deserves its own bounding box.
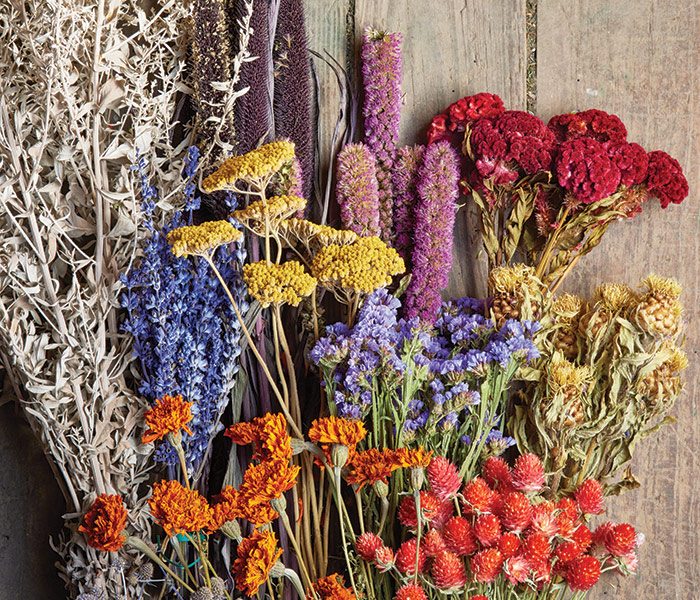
[225,413,292,462]
[232,530,282,596]
[346,448,400,489]
[308,416,367,466]
[148,480,213,536]
[79,494,128,552]
[142,394,193,444]
[239,459,300,503]
[394,446,433,468]
[209,485,243,532]
[312,573,357,600]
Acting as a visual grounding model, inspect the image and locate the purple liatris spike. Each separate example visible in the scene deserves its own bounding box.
[404,141,460,324]
[361,27,403,243]
[392,144,425,265]
[336,143,380,237]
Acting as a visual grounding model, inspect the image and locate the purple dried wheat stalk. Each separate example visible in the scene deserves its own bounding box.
[404,141,460,323]
[361,27,403,243]
[392,144,425,265]
[336,143,380,237]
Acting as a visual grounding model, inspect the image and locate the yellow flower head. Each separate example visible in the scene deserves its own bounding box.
[202,141,296,192]
[278,219,359,252]
[233,195,307,229]
[641,274,682,300]
[166,220,242,257]
[546,359,592,394]
[552,293,586,321]
[243,260,317,307]
[142,394,194,444]
[592,283,638,312]
[489,264,541,296]
[393,446,433,468]
[308,416,367,467]
[311,236,405,294]
[232,530,283,596]
[148,480,213,537]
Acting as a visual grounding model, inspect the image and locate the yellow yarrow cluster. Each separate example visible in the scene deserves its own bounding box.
[243,260,316,307]
[278,219,358,250]
[202,141,296,192]
[311,237,405,294]
[233,195,306,225]
[166,221,243,257]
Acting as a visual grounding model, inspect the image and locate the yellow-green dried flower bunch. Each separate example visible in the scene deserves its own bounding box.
[544,359,592,427]
[578,283,638,338]
[243,260,316,307]
[233,196,306,234]
[551,293,586,359]
[636,340,688,405]
[311,236,404,294]
[633,274,683,336]
[167,220,243,257]
[488,264,545,325]
[278,219,358,253]
[202,141,296,192]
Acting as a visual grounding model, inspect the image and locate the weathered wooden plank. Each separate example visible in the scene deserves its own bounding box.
[538,2,700,598]
[353,0,528,298]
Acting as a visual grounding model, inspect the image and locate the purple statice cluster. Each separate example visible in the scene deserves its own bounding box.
[121,147,247,473]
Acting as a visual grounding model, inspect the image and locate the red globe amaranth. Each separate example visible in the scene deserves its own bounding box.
[470,111,556,184]
[498,532,521,558]
[555,137,621,203]
[422,528,447,557]
[443,516,478,556]
[530,501,558,538]
[398,490,441,528]
[395,538,427,575]
[395,584,429,600]
[462,477,496,514]
[474,513,501,547]
[605,523,637,556]
[645,150,689,208]
[432,550,468,589]
[571,523,593,551]
[471,548,504,583]
[356,532,383,561]
[500,491,533,532]
[482,455,513,490]
[427,92,505,145]
[565,555,602,591]
[512,453,545,494]
[605,141,649,186]
[522,532,551,564]
[548,109,627,143]
[427,456,462,500]
[504,554,531,585]
[575,479,604,515]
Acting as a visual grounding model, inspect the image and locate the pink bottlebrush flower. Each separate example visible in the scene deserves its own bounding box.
[645,150,689,208]
[427,455,462,501]
[404,141,460,324]
[362,27,403,242]
[555,137,621,204]
[392,145,425,264]
[336,143,380,237]
[512,453,545,494]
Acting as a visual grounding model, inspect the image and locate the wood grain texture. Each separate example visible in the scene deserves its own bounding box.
[537,2,700,598]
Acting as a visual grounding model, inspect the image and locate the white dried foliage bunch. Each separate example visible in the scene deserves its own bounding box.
[0,0,195,596]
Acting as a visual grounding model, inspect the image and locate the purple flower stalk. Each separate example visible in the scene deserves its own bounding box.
[361,27,403,243]
[404,141,460,323]
[392,144,425,264]
[336,143,380,237]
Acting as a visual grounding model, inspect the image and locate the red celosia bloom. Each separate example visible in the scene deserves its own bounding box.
[512,453,545,494]
[347,448,400,489]
[225,412,293,462]
[423,528,447,557]
[142,394,194,443]
[575,479,604,515]
[571,523,593,551]
[395,583,429,600]
[432,550,468,589]
[427,93,505,144]
[482,456,513,490]
[605,141,649,186]
[470,548,504,583]
[555,137,621,204]
[548,109,627,144]
[148,480,213,536]
[308,416,367,466]
[427,456,462,500]
[565,555,601,591]
[498,532,521,558]
[555,540,584,563]
[395,538,427,575]
[474,513,501,547]
[79,494,128,552]
[500,491,533,532]
[232,529,283,596]
[374,545,395,572]
[645,150,689,208]
[461,477,495,514]
[530,501,558,538]
[443,516,478,556]
[522,532,551,564]
[605,523,637,556]
[398,491,441,528]
[556,497,580,522]
[356,532,383,561]
[504,554,531,585]
[312,573,357,600]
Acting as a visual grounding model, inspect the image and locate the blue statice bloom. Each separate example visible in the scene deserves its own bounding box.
[121,147,247,472]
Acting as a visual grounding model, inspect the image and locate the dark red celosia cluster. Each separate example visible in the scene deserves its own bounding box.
[427,93,505,145]
[555,137,622,204]
[357,453,640,597]
[646,150,689,208]
[548,109,627,144]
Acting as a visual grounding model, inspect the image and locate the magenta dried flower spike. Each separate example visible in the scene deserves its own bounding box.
[361,26,403,243]
[392,144,425,265]
[336,143,381,237]
[404,141,460,323]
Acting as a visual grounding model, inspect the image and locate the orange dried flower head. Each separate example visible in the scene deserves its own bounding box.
[312,573,357,600]
[79,494,128,552]
[142,394,193,444]
[225,413,292,462]
[394,446,433,468]
[346,448,400,489]
[232,529,282,596]
[148,480,213,536]
[239,459,300,504]
[209,486,243,532]
[308,416,367,466]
